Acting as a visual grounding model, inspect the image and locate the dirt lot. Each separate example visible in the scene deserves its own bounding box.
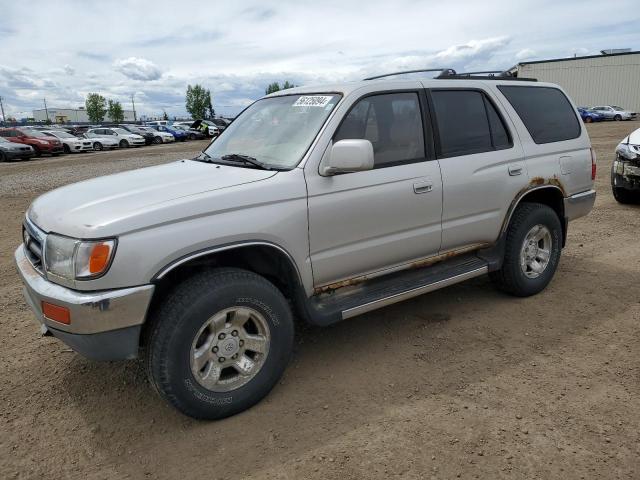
[1,125,639,480]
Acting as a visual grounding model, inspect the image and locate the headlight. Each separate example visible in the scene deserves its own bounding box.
[616,143,638,161]
[44,234,116,281]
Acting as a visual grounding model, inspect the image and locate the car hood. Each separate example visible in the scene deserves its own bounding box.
[28,160,277,238]
[625,128,640,145]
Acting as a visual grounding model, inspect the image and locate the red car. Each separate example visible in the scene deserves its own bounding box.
[0,128,64,156]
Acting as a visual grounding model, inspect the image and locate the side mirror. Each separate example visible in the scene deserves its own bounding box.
[321,139,374,176]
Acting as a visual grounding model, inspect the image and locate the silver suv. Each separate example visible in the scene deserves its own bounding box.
[15,70,596,419]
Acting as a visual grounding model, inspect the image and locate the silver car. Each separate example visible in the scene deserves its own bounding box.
[15,71,596,420]
[590,105,637,121]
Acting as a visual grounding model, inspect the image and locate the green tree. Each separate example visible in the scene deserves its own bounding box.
[185,84,210,120]
[107,99,124,123]
[205,89,215,119]
[85,93,107,123]
[265,82,281,95]
[265,81,296,95]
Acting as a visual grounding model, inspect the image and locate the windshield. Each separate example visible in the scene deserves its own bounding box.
[612,106,624,111]
[19,129,49,138]
[203,94,341,169]
[49,131,75,138]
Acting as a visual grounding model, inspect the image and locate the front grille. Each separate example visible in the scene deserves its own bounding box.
[23,219,46,274]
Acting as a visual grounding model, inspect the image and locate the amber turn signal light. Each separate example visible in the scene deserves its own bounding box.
[42,301,71,325]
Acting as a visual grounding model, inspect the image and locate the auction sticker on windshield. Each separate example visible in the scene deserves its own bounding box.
[293,95,333,107]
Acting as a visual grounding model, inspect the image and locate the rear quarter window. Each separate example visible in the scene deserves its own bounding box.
[498,86,581,144]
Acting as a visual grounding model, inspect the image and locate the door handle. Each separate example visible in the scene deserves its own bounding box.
[508,165,523,176]
[413,182,433,194]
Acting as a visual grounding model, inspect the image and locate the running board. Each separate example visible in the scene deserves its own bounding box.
[304,255,488,326]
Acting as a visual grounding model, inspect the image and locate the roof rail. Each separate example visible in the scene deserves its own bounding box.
[363,68,456,81]
[437,69,537,81]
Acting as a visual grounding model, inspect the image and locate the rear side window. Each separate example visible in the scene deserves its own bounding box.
[430,90,512,157]
[334,92,426,168]
[498,86,581,144]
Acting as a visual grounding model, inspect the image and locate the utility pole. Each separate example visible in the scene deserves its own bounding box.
[131,94,137,123]
[0,96,6,126]
[43,98,49,122]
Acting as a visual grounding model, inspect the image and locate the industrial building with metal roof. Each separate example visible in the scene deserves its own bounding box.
[509,49,640,113]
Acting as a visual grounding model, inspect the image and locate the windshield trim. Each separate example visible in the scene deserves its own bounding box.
[202,91,343,171]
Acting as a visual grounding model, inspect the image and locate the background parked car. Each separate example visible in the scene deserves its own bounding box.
[137,126,175,144]
[590,105,637,121]
[86,127,146,148]
[577,107,605,123]
[189,119,220,137]
[0,127,64,156]
[152,124,188,142]
[104,124,156,145]
[171,124,206,140]
[43,130,93,153]
[80,133,119,151]
[0,136,35,161]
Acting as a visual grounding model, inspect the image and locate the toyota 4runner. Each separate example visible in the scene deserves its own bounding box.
[15,69,596,419]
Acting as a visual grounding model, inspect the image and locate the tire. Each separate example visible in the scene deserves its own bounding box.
[489,203,562,297]
[145,268,294,420]
[63,144,71,154]
[33,147,42,157]
[584,116,593,123]
[153,136,162,145]
[614,114,622,121]
[0,151,5,162]
[93,142,103,151]
[119,139,129,148]
[611,162,639,204]
[189,133,196,140]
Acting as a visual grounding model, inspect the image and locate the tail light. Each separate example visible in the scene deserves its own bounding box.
[590,147,596,180]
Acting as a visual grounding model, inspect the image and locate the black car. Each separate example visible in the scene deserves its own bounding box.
[104,124,155,145]
[0,136,35,161]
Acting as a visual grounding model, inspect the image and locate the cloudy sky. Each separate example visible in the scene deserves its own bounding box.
[0,0,638,119]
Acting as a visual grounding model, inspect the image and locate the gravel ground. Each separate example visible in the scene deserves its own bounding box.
[1,125,639,480]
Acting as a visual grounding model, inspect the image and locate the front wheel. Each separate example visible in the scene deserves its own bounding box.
[145,268,294,420]
[119,139,129,148]
[153,136,162,144]
[614,114,622,121]
[584,116,593,123]
[490,203,562,297]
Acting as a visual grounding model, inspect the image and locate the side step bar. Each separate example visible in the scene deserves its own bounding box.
[341,266,487,319]
[303,254,489,326]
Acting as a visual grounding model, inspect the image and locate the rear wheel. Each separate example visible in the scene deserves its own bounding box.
[145,268,294,420]
[119,139,129,148]
[490,203,562,297]
[0,151,5,162]
[584,116,593,123]
[93,142,103,151]
[189,133,196,140]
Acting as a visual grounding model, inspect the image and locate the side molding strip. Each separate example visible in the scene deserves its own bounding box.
[341,266,488,320]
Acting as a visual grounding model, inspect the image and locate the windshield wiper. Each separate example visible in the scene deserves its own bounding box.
[221,153,278,170]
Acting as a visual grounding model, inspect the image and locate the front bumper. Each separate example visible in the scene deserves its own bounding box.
[15,245,154,360]
[564,189,596,221]
[3,149,35,160]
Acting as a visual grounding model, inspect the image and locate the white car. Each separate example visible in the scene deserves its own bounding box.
[86,128,146,148]
[80,133,119,151]
[137,126,175,144]
[590,105,637,121]
[42,130,93,153]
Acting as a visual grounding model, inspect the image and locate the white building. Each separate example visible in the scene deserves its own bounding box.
[509,50,640,112]
[32,107,136,123]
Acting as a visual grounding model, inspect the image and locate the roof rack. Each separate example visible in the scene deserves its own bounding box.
[363,68,456,81]
[364,68,537,82]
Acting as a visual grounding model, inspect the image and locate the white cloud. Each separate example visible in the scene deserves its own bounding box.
[63,64,75,75]
[113,57,162,81]
[515,48,536,60]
